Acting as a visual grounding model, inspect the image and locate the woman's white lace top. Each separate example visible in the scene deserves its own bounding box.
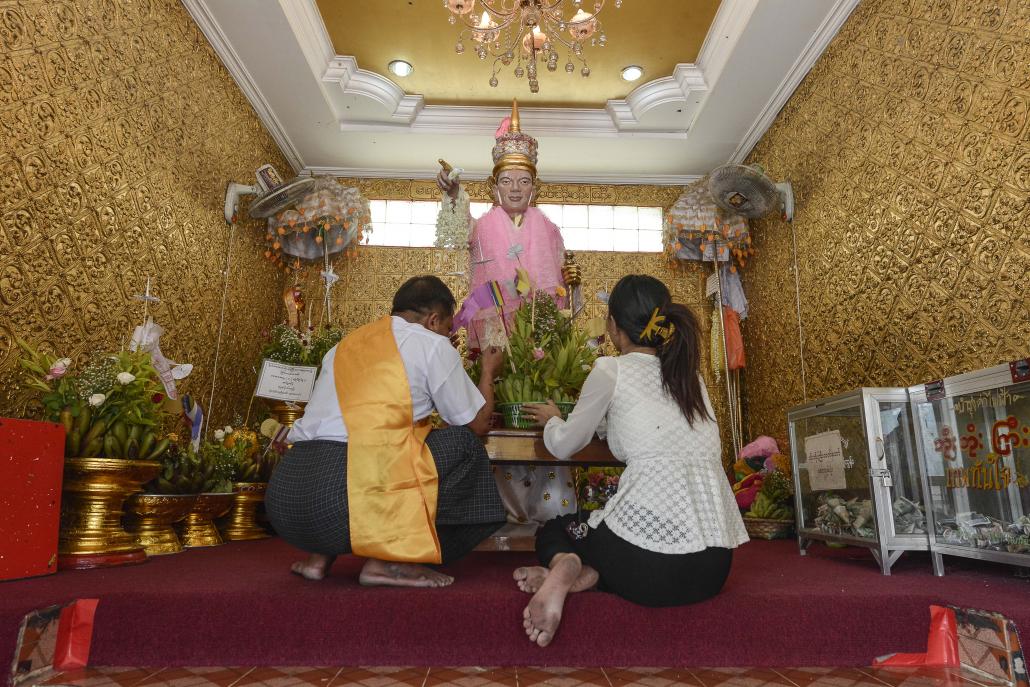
[543,353,749,554]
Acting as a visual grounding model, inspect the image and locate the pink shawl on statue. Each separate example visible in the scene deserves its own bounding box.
[464,206,566,349]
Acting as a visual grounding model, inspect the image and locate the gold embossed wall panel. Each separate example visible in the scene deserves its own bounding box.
[0,0,290,425]
[743,0,1029,439]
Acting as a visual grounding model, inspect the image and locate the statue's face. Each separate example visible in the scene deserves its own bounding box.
[494,169,534,215]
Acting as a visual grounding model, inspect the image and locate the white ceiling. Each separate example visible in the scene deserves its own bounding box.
[184,0,858,185]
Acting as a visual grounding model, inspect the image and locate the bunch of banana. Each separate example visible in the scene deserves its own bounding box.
[496,374,546,403]
[234,456,261,483]
[100,421,169,461]
[152,449,229,494]
[745,491,793,521]
[60,405,169,461]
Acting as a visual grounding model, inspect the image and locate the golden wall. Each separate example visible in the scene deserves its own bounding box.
[0,1,290,425]
[743,0,1029,438]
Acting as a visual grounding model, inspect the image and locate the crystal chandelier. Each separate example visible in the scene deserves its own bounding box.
[444,0,623,94]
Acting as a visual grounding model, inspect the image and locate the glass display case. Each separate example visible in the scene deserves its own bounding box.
[909,360,1030,576]
[788,388,930,575]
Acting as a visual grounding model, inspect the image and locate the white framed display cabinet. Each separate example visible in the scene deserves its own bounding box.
[788,388,930,575]
[909,359,1030,576]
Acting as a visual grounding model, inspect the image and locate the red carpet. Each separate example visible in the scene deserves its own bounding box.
[2,538,1027,669]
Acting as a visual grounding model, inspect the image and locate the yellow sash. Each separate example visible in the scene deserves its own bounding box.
[335,316,442,564]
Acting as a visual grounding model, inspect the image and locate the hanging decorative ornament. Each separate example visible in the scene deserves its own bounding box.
[664,179,754,273]
[263,177,372,267]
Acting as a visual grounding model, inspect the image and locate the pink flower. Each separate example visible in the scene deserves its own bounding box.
[46,358,71,380]
[532,347,545,360]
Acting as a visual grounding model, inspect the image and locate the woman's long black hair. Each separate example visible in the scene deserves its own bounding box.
[607,275,712,426]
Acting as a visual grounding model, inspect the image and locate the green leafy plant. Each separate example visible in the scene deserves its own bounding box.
[17,340,171,461]
[494,294,598,404]
[260,323,342,368]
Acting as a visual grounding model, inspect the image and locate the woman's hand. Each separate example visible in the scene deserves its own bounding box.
[522,400,562,426]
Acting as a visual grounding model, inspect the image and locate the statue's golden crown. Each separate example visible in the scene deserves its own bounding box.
[491,100,538,179]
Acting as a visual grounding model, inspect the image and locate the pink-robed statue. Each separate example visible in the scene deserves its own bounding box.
[436,100,567,350]
[435,100,576,527]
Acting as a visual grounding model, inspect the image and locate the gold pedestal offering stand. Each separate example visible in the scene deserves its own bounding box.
[221,483,270,541]
[178,492,235,547]
[58,458,162,569]
[270,400,305,428]
[124,494,197,555]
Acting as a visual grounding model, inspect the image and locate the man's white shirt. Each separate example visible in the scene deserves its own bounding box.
[288,316,484,443]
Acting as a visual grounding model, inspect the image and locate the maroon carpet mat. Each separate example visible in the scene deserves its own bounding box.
[2,538,1027,668]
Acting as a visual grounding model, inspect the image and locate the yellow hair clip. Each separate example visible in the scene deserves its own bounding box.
[640,307,676,344]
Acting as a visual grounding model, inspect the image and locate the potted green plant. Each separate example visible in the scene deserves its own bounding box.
[17,341,172,569]
[493,295,598,429]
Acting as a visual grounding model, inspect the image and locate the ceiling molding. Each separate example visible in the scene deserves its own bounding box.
[182,0,303,172]
[302,166,700,187]
[279,0,735,137]
[323,56,425,122]
[695,0,761,84]
[730,0,860,163]
[607,64,707,130]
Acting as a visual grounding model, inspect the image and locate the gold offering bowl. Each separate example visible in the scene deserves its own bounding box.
[221,482,270,541]
[58,458,161,569]
[178,492,235,548]
[124,493,197,555]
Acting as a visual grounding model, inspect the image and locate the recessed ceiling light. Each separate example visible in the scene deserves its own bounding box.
[388,60,413,77]
[621,65,643,82]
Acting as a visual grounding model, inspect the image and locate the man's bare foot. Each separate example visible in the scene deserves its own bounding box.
[514,564,600,594]
[522,553,581,647]
[513,566,549,593]
[358,558,454,588]
[290,553,336,580]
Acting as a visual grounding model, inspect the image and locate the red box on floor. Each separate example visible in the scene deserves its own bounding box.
[0,418,65,581]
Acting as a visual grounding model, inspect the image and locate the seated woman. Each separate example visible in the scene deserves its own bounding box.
[518,274,748,647]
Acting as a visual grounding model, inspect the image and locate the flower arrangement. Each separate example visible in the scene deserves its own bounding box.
[17,340,172,461]
[260,323,342,368]
[575,467,622,511]
[730,436,795,537]
[494,293,599,405]
[229,419,287,483]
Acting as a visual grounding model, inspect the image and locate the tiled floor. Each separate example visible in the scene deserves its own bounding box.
[32,665,1010,687]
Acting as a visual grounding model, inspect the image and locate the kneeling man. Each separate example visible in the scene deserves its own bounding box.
[266,276,506,586]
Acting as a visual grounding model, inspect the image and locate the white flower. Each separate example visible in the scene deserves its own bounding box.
[88,393,106,407]
[214,429,225,441]
[56,357,72,368]
[116,372,136,385]
[224,425,233,435]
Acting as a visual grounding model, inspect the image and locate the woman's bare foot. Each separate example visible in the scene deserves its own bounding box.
[513,566,549,593]
[522,553,581,647]
[290,553,336,580]
[514,564,600,594]
[358,558,454,588]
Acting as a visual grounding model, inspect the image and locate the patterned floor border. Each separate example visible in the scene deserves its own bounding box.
[23,664,1016,687]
